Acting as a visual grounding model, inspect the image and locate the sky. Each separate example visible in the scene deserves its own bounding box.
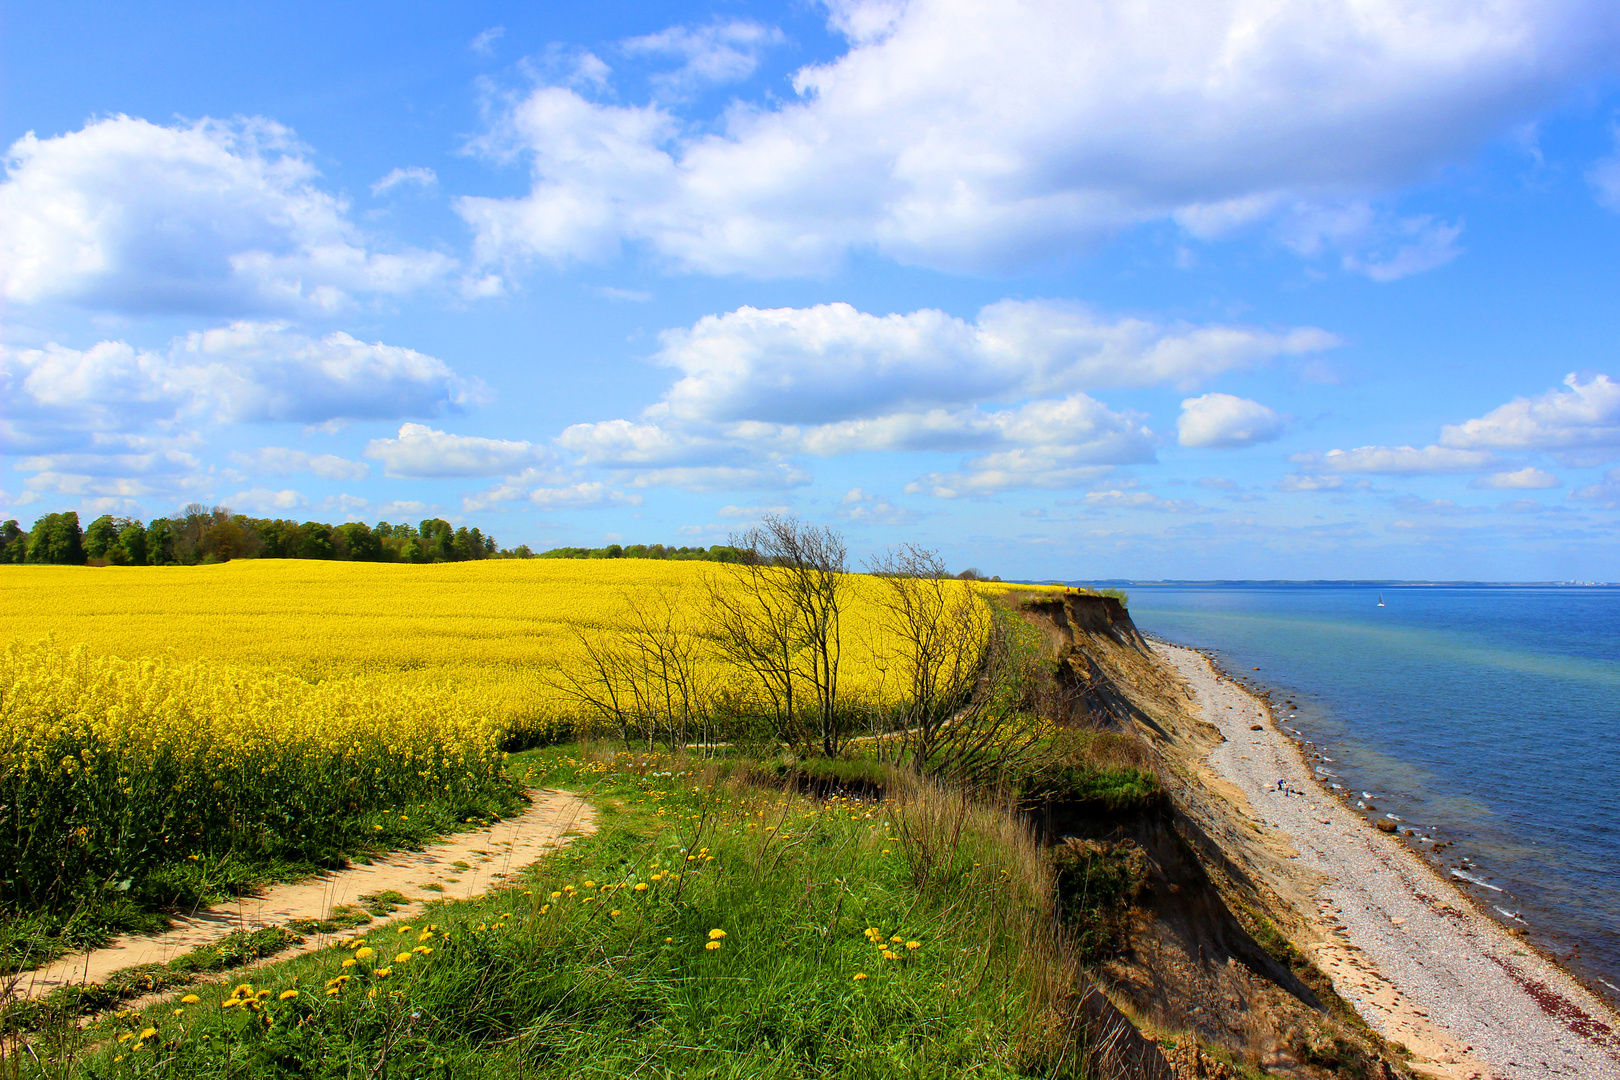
[4,0,1620,581]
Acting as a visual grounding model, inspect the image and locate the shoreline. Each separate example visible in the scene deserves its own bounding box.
[1150,633,1614,1006]
[1150,636,1620,1079]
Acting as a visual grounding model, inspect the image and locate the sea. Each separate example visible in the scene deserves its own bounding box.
[1084,582,1620,1001]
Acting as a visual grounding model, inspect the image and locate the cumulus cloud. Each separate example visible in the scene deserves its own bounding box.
[459,0,1614,276]
[461,469,641,512]
[1177,393,1285,449]
[1274,202,1464,282]
[0,116,453,314]
[1469,467,1561,490]
[1292,445,1497,475]
[0,323,483,452]
[1277,473,1345,492]
[1440,373,1620,458]
[365,423,540,478]
[228,487,308,514]
[230,447,369,481]
[652,301,1335,425]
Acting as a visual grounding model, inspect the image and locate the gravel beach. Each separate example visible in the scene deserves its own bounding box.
[1154,640,1620,1080]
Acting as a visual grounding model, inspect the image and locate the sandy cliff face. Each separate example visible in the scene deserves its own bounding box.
[1021,593,1409,1080]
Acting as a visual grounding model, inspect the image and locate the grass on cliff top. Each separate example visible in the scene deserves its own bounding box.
[8,745,1096,1080]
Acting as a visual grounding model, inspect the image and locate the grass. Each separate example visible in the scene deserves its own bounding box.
[5,744,1101,1079]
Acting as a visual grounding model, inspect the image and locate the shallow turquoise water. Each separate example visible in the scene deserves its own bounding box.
[1110,583,1620,999]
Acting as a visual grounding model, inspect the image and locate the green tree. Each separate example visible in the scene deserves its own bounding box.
[144,518,176,564]
[83,514,121,560]
[0,520,26,564]
[25,512,85,565]
[117,521,148,566]
[295,522,336,560]
[335,522,382,561]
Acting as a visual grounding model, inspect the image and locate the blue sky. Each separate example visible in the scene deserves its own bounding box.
[4,0,1620,580]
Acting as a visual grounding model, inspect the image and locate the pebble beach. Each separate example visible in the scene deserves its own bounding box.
[1154,640,1620,1080]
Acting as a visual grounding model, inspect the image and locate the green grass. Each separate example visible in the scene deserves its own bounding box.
[9,746,1096,1079]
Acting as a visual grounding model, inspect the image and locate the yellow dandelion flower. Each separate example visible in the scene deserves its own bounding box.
[611,909,621,917]
[326,988,341,997]
[255,990,272,1000]
[540,904,550,914]
[882,950,899,961]
[180,994,200,1004]
[890,935,903,943]
[707,929,726,940]
[394,952,412,964]
[118,1033,133,1043]
[342,958,357,969]
[583,880,596,889]
[278,990,298,1000]
[634,882,648,892]
[139,1027,157,1039]
[172,1009,183,1016]
[221,999,241,1009]
[375,967,392,977]
[550,891,562,899]
[853,972,868,981]
[665,937,673,944]
[705,941,722,951]
[354,947,375,960]
[232,983,253,997]
[905,941,921,950]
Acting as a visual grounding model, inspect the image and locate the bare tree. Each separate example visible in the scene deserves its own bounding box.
[868,546,1044,784]
[705,514,850,755]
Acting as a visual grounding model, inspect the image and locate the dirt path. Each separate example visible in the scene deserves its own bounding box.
[20,788,595,1000]
[1156,642,1620,1080]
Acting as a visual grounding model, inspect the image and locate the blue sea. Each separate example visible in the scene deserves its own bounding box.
[1098,582,1620,1000]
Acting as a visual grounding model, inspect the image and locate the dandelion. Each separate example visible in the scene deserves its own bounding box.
[611,909,621,917]
[708,929,726,940]
[890,935,903,943]
[550,891,562,899]
[341,958,357,969]
[634,882,648,892]
[905,941,921,951]
[221,999,241,1009]
[140,1027,157,1039]
[853,972,868,981]
[354,947,375,960]
[375,967,393,977]
[705,941,722,951]
[882,950,899,961]
[278,990,298,1000]
[395,952,413,963]
[180,994,200,1004]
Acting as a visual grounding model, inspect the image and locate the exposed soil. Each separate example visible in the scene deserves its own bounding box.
[17,788,595,1000]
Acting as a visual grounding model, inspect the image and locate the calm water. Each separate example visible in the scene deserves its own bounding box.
[1104,583,1620,999]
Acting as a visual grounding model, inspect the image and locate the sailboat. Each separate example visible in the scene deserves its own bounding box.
[1377,593,1386,607]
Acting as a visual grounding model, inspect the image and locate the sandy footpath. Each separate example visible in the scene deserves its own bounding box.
[18,788,594,1000]
[1154,641,1620,1080]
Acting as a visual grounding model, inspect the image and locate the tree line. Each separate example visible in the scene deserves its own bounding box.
[0,506,523,566]
[537,543,747,562]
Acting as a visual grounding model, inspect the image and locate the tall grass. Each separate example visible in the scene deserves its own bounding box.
[9,747,1108,1079]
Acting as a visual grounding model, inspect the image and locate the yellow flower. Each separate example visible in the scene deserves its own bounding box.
[705,941,722,951]
[882,950,899,961]
[221,999,241,1009]
[255,990,272,1000]
[853,972,868,981]
[140,1027,157,1039]
[394,952,413,964]
[180,994,200,1004]
[550,891,562,899]
[611,909,621,917]
[375,967,392,977]
[232,983,254,997]
[413,946,432,955]
[117,1033,133,1043]
[905,941,921,951]
[707,928,726,940]
[540,905,550,914]
[278,990,298,1000]
[890,935,903,943]
[341,958,357,969]
[634,882,648,892]
[583,880,595,888]
[172,1009,183,1016]
[354,947,375,960]
[665,937,673,944]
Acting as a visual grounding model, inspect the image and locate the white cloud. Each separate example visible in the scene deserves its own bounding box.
[364,423,540,478]
[1294,445,1497,475]
[1082,490,1211,513]
[1569,467,1620,508]
[1440,373,1620,456]
[461,470,642,512]
[371,167,438,196]
[228,487,308,514]
[0,116,452,314]
[1469,467,1561,490]
[1,323,483,452]
[1275,202,1464,281]
[652,301,1335,424]
[230,447,369,481]
[470,26,505,55]
[620,464,811,491]
[623,21,783,99]
[1177,393,1285,449]
[1277,473,1345,492]
[460,0,1612,276]
[1590,124,1620,211]
[835,487,918,526]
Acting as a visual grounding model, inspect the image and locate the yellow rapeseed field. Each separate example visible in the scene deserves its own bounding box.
[0,559,1056,915]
